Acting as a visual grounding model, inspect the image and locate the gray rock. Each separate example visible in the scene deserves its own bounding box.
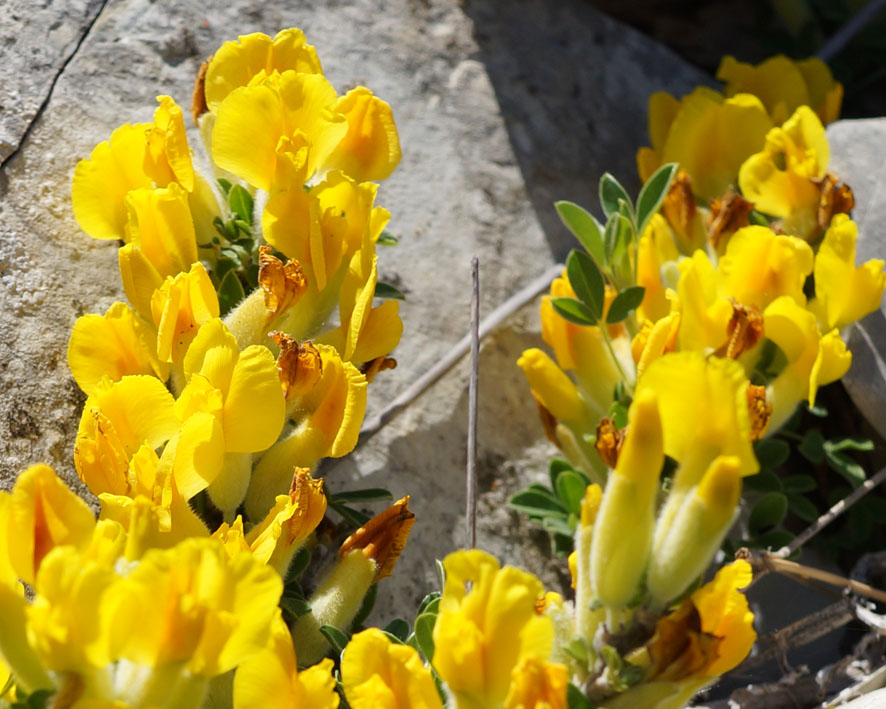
[0,0,106,164]
[0,0,707,622]
[827,119,886,440]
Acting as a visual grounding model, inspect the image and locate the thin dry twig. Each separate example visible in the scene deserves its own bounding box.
[466,256,479,550]
[776,465,886,558]
[359,262,563,439]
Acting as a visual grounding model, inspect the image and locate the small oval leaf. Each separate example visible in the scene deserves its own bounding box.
[566,250,605,318]
[606,286,645,324]
[551,297,597,326]
[636,162,678,235]
[599,173,634,221]
[555,201,605,263]
[749,492,788,535]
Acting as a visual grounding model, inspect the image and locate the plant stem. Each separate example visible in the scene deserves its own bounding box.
[600,326,633,397]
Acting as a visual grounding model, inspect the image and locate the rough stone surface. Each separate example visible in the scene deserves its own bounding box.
[0,0,106,163]
[827,119,886,440]
[0,0,706,620]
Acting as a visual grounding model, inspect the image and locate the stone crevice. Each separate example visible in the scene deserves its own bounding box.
[0,0,110,172]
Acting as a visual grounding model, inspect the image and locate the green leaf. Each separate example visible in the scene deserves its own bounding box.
[807,402,829,417]
[744,470,782,493]
[567,683,592,709]
[378,230,399,246]
[435,559,446,587]
[351,583,378,629]
[825,437,874,453]
[414,612,436,662]
[554,201,605,263]
[375,282,406,300]
[549,458,575,489]
[748,210,770,227]
[330,502,371,527]
[417,591,441,615]
[228,184,254,225]
[608,401,629,429]
[285,546,311,582]
[279,587,311,620]
[849,505,874,543]
[788,495,819,522]
[233,219,252,236]
[823,446,866,487]
[555,470,588,517]
[319,625,350,655]
[510,490,568,518]
[751,529,794,550]
[542,515,574,536]
[330,488,394,504]
[798,429,825,464]
[604,213,633,263]
[381,630,407,645]
[636,162,678,235]
[782,474,816,495]
[749,492,788,535]
[755,439,791,469]
[217,177,233,195]
[566,250,605,319]
[551,297,597,326]
[217,270,246,316]
[599,173,634,221]
[606,286,646,324]
[384,618,411,642]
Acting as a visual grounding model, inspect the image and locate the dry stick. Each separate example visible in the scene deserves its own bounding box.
[765,556,886,605]
[817,0,886,61]
[776,465,886,558]
[735,597,856,672]
[359,262,564,439]
[465,257,480,550]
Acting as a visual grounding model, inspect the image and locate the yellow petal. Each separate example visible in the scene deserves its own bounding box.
[172,410,226,498]
[119,242,165,319]
[152,262,220,365]
[7,465,96,586]
[517,348,586,422]
[145,95,195,190]
[325,87,402,182]
[223,344,286,452]
[342,628,442,709]
[717,55,810,125]
[205,29,323,114]
[72,123,152,240]
[124,183,198,279]
[68,302,167,395]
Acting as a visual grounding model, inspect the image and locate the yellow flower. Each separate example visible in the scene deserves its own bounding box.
[432,549,553,709]
[122,183,198,282]
[246,468,327,576]
[539,271,632,417]
[717,225,814,310]
[605,562,755,709]
[717,55,842,125]
[74,374,178,497]
[72,123,153,240]
[324,87,402,183]
[504,657,568,709]
[116,538,282,678]
[150,261,220,370]
[245,344,366,520]
[203,29,324,115]
[144,95,195,190]
[5,464,96,587]
[212,70,348,192]
[174,318,285,514]
[647,456,742,607]
[25,545,119,678]
[763,296,851,430]
[811,214,886,331]
[738,105,829,238]
[590,392,663,610]
[234,611,339,709]
[72,96,208,242]
[674,251,732,354]
[637,88,772,200]
[68,302,168,395]
[97,444,209,558]
[292,499,415,665]
[341,628,443,709]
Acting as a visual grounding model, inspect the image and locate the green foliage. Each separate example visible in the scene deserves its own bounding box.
[555,201,605,264]
[375,282,406,300]
[325,485,394,528]
[509,459,591,556]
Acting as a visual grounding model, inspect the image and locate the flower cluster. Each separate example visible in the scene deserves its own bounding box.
[513,54,886,705]
[0,29,423,709]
